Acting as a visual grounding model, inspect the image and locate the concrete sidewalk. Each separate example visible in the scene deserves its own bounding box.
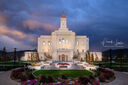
[0,71,20,85]
[101,71,128,85]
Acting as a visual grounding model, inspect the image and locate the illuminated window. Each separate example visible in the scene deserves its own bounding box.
[65,40,68,44]
[62,39,65,44]
[48,41,51,45]
[43,41,45,45]
[77,41,79,45]
[59,39,61,44]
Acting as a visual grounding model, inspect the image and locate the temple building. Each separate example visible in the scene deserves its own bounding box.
[38,13,89,61]
[22,13,102,62]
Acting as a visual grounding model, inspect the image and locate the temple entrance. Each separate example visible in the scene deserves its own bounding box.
[59,54,68,61]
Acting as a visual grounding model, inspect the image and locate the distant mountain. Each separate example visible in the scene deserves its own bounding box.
[102,48,128,57]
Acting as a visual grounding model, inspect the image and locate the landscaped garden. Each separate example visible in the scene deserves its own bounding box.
[9,67,115,85]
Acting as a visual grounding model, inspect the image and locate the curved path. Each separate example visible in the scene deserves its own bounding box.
[0,71,20,85]
[101,71,128,85]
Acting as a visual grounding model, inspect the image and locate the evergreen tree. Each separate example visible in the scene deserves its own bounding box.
[88,51,91,62]
[2,47,7,64]
[13,48,17,65]
[85,52,89,62]
[91,54,94,62]
[95,53,99,62]
[117,49,123,68]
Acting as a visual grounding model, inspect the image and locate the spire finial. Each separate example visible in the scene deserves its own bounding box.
[61,12,66,18]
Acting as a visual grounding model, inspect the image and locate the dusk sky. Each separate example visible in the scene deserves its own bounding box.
[0,0,128,51]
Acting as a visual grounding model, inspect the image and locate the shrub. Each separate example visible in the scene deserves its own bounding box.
[27,73,35,80]
[98,73,106,82]
[98,68,115,82]
[38,75,47,83]
[92,69,101,77]
[10,69,23,80]
[47,76,55,83]
[10,68,28,81]
[61,74,67,80]
[20,75,27,81]
[78,76,89,84]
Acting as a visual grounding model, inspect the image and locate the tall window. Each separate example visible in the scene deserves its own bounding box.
[77,41,79,45]
[43,41,45,45]
[62,39,65,44]
[59,39,61,44]
[65,40,68,44]
[48,41,51,45]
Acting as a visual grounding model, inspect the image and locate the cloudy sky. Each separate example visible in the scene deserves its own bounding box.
[0,0,128,51]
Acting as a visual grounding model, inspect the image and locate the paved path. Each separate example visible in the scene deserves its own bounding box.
[101,71,128,85]
[0,71,20,85]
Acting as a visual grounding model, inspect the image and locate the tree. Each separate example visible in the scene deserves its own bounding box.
[109,49,112,68]
[2,47,7,64]
[95,53,99,62]
[117,49,123,68]
[91,54,94,62]
[85,52,90,62]
[88,51,91,62]
[13,48,17,65]
[85,53,88,62]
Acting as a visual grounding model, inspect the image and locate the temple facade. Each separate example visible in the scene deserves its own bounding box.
[38,13,89,61]
[22,13,102,62]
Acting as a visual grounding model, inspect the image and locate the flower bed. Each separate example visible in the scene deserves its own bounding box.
[98,68,115,82]
[57,63,69,65]
[10,67,115,85]
[10,67,34,82]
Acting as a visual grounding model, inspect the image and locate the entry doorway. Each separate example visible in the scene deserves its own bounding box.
[59,54,68,61]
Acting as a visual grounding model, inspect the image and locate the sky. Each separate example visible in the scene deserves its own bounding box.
[0,0,128,51]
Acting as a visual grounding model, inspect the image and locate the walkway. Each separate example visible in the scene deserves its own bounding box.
[101,71,128,85]
[0,71,20,85]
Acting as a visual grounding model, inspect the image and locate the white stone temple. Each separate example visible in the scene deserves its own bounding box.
[38,13,89,61]
[22,13,102,62]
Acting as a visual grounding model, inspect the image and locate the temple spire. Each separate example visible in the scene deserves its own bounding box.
[61,12,66,18]
[60,12,67,29]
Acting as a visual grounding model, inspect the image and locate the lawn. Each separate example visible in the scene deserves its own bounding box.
[0,61,30,66]
[0,61,30,71]
[33,70,93,78]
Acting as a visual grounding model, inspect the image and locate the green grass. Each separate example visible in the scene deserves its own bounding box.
[33,70,93,78]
